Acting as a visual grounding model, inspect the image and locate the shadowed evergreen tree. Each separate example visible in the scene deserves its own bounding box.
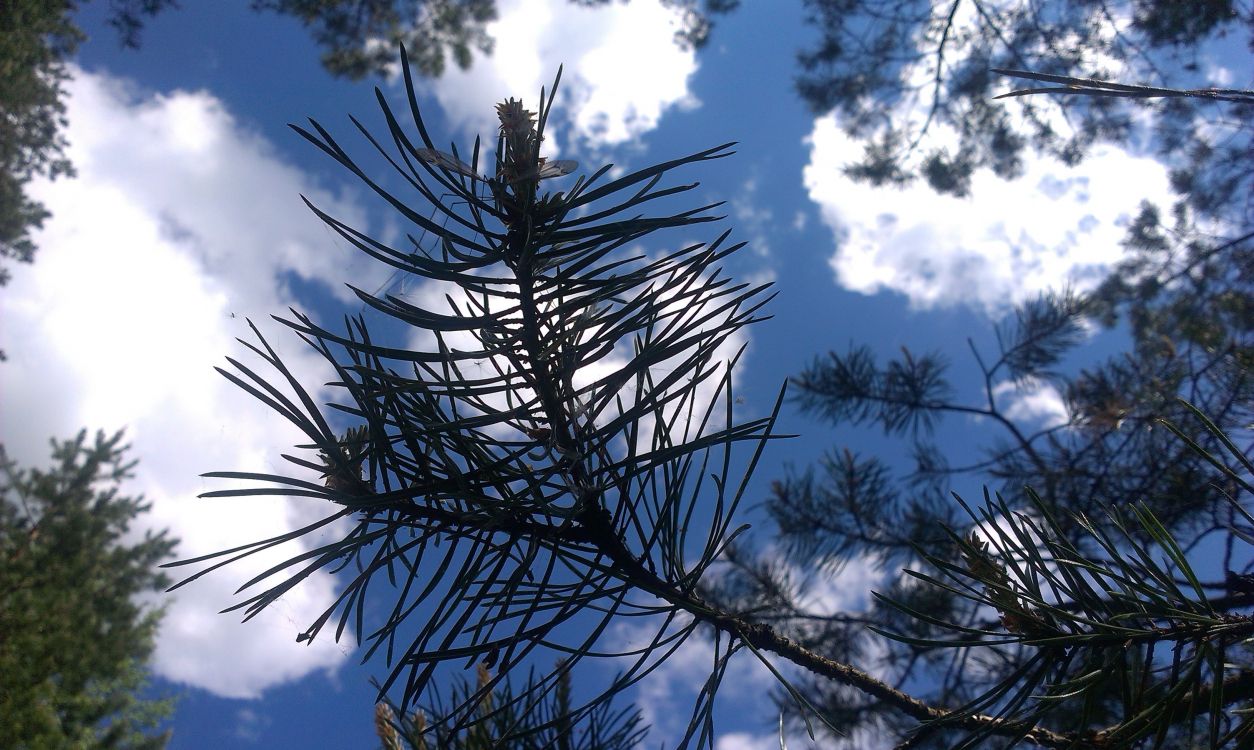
[0,429,177,749]
[170,47,1254,749]
[0,0,175,291]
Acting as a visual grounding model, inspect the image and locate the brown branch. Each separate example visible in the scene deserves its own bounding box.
[572,503,1084,749]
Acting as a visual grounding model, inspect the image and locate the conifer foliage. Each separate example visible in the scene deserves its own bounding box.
[177,49,1254,748]
[174,46,784,746]
[0,430,176,749]
[753,74,1254,748]
[374,663,645,749]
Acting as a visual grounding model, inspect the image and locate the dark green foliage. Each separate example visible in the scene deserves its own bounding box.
[1133,0,1239,46]
[0,430,177,749]
[104,0,181,49]
[766,448,960,565]
[793,344,955,435]
[0,0,84,286]
[0,0,174,360]
[252,0,499,80]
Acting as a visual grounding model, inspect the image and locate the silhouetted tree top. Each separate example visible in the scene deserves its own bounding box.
[795,0,1253,214]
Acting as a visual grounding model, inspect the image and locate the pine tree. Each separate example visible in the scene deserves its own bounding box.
[374,662,645,749]
[0,0,175,346]
[172,49,1254,748]
[0,429,177,749]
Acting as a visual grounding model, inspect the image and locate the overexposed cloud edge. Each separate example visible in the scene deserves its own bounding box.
[412,0,700,154]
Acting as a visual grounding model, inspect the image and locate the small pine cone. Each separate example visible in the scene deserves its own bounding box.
[374,703,401,750]
[323,472,362,495]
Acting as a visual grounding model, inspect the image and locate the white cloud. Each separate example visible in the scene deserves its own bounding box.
[717,731,782,750]
[731,176,775,261]
[796,552,885,617]
[803,116,1175,313]
[993,378,1070,429]
[233,707,270,743]
[416,0,699,151]
[0,67,379,698]
[1206,63,1235,87]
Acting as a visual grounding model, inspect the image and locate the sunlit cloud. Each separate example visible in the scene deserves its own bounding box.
[798,0,1180,315]
[716,732,779,750]
[803,117,1175,313]
[730,175,775,262]
[416,0,700,152]
[0,66,382,698]
[993,378,1070,429]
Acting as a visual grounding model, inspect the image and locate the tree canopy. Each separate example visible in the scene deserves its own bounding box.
[794,0,1253,217]
[0,0,175,297]
[0,429,177,749]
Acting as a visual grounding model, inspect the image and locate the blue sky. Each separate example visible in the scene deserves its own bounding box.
[1,2,1245,748]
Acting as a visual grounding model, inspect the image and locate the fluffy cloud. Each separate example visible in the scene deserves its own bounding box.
[993,378,1070,429]
[716,732,782,750]
[730,175,776,265]
[0,67,384,698]
[802,119,1175,314]
[416,0,700,151]
[796,553,886,617]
